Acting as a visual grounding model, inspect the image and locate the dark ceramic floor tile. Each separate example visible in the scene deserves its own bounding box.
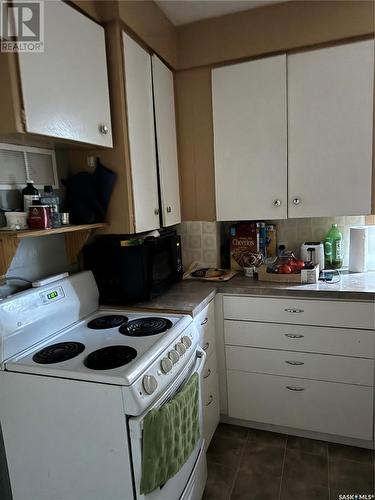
[247,428,287,448]
[207,434,246,467]
[328,442,374,465]
[239,440,284,480]
[216,423,248,441]
[329,459,374,494]
[287,435,327,457]
[231,470,281,500]
[280,479,329,500]
[283,449,328,488]
[203,460,237,500]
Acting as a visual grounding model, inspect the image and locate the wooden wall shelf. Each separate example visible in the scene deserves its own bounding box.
[0,223,107,279]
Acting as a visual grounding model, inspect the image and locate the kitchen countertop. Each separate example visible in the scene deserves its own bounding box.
[107,271,375,317]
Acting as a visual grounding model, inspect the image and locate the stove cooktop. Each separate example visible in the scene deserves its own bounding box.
[5,309,192,386]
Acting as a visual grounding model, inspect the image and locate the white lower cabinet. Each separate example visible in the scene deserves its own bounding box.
[194,300,220,449]
[227,371,373,441]
[223,295,375,443]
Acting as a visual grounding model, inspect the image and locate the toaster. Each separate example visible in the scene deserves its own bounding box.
[300,242,325,270]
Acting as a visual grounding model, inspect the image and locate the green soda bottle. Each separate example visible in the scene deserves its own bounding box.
[324,224,343,269]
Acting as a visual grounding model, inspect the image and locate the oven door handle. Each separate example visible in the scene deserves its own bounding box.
[194,347,206,379]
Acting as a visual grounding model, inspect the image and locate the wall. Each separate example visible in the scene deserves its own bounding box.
[176,0,374,70]
[71,0,178,68]
[176,221,220,271]
[0,150,76,298]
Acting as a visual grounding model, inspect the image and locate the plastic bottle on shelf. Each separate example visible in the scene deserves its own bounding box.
[324,224,343,269]
[22,180,39,213]
[40,185,61,228]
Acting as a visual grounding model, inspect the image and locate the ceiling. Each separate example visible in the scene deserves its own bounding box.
[156,0,287,26]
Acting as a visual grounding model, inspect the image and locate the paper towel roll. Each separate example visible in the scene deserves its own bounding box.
[349,227,368,273]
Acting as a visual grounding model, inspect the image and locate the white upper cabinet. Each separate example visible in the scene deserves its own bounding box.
[122,33,160,233]
[212,55,287,221]
[288,40,374,218]
[152,55,181,227]
[18,0,112,147]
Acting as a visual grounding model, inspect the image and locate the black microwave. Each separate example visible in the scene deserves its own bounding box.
[83,230,183,304]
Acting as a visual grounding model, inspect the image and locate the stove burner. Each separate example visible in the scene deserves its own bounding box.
[33,342,85,364]
[119,317,173,337]
[84,345,137,370]
[87,315,128,330]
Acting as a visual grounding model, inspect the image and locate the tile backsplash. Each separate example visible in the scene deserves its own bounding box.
[176,221,220,271]
[177,216,367,270]
[274,216,366,266]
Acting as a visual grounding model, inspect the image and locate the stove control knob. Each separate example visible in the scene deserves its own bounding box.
[168,349,180,365]
[160,357,173,374]
[142,375,158,395]
[182,336,192,349]
[176,342,187,356]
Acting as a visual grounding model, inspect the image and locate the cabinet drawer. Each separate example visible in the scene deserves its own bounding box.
[195,300,216,357]
[203,349,218,385]
[202,361,220,448]
[224,320,375,358]
[227,370,373,440]
[223,296,374,330]
[226,346,374,386]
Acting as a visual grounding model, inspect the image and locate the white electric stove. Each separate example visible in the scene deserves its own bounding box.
[0,271,207,500]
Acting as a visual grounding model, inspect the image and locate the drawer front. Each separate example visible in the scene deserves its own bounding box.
[223,296,374,330]
[227,370,373,440]
[226,346,374,386]
[202,358,220,448]
[224,320,375,358]
[203,349,218,384]
[195,300,216,357]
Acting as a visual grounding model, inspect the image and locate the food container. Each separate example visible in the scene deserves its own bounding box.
[28,205,51,229]
[5,212,28,230]
[60,213,70,225]
[257,264,319,284]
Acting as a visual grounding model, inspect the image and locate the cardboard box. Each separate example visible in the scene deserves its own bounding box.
[257,264,319,284]
[230,223,261,271]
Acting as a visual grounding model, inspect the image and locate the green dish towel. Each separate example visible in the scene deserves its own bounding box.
[140,373,200,495]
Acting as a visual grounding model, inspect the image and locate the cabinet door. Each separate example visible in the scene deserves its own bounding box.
[123,33,160,233]
[212,55,287,221]
[152,55,181,227]
[288,40,374,218]
[18,0,112,147]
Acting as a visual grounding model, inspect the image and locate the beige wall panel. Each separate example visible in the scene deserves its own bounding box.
[72,0,177,68]
[0,52,23,135]
[177,0,375,69]
[175,67,216,221]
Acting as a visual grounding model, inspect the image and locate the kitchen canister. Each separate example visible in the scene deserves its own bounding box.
[349,226,368,273]
[28,205,52,229]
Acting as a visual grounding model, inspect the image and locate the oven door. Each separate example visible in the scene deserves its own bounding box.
[128,348,207,500]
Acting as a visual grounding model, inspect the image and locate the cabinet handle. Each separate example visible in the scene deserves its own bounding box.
[286,386,305,392]
[205,394,214,406]
[285,333,304,339]
[154,208,159,215]
[166,206,172,213]
[204,368,211,379]
[201,318,208,326]
[98,124,109,135]
[293,198,301,205]
[273,199,281,207]
[285,360,304,366]
[284,308,304,313]
[203,342,210,351]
